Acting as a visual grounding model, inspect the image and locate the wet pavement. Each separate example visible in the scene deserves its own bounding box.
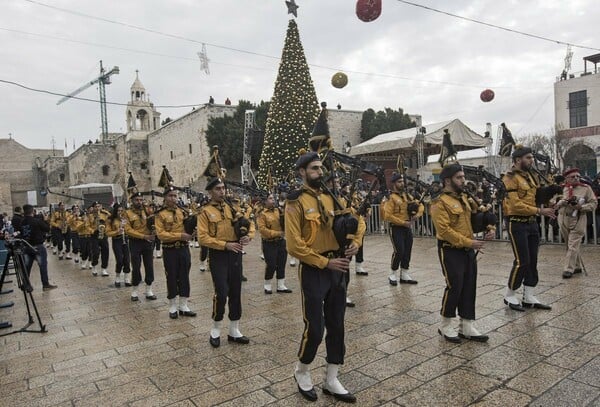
[1,235,599,406]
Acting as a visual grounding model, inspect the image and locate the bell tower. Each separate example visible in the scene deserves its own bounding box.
[126,70,161,140]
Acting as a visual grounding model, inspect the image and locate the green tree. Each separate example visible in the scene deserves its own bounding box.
[258,19,319,187]
[205,100,269,170]
[360,107,416,142]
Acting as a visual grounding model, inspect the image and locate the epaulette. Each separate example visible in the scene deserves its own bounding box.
[286,188,302,201]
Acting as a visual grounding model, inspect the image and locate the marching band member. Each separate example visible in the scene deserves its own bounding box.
[383,173,424,285]
[124,192,157,302]
[105,203,132,287]
[256,193,291,295]
[198,177,254,348]
[286,152,359,403]
[431,164,492,343]
[49,202,71,260]
[502,146,555,311]
[155,186,195,319]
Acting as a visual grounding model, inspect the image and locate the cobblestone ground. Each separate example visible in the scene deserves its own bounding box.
[1,235,600,406]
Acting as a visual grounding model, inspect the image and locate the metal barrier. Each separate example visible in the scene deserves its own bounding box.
[365,203,600,246]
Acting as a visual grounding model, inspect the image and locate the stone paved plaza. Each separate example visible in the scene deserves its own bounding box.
[1,235,600,406]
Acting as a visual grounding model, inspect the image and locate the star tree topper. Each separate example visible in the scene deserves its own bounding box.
[286,0,299,18]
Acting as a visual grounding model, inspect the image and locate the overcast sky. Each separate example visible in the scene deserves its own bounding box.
[1,0,598,153]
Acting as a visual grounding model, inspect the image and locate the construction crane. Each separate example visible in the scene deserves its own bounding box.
[57,60,119,141]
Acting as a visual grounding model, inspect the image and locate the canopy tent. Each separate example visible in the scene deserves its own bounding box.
[350,118,491,156]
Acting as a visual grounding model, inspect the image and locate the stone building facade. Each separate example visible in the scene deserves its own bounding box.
[0,138,64,213]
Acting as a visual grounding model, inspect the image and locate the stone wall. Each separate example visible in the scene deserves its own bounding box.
[0,138,63,212]
[147,104,236,190]
[328,109,363,152]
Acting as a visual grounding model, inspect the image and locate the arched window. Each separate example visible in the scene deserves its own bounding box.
[59,173,65,182]
[102,165,110,176]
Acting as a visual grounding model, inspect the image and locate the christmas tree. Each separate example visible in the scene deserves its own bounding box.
[258,19,319,187]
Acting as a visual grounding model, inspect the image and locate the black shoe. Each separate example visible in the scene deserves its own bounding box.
[438,328,461,343]
[124,282,132,287]
[178,310,197,317]
[356,271,368,276]
[574,268,582,274]
[522,302,552,310]
[131,295,139,302]
[322,386,357,403]
[277,288,292,293]
[241,275,248,282]
[114,282,121,288]
[458,332,489,342]
[209,335,220,348]
[227,335,250,344]
[294,376,317,402]
[264,289,272,295]
[562,271,573,279]
[42,284,58,291]
[169,311,178,319]
[346,300,355,308]
[400,279,418,285]
[503,299,525,312]
[145,294,157,300]
[388,278,398,286]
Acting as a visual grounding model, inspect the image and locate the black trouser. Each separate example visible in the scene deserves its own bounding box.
[297,261,347,365]
[507,221,539,290]
[355,236,365,263]
[437,242,477,320]
[262,239,287,280]
[389,224,413,270]
[90,237,109,268]
[111,237,131,274]
[70,232,79,254]
[154,238,161,251]
[51,226,60,248]
[209,248,242,321]
[200,245,209,262]
[80,235,91,261]
[163,245,191,299]
[129,238,154,286]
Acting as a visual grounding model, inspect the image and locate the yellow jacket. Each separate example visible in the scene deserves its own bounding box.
[155,206,187,243]
[285,186,363,270]
[124,207,153,239]
[197,201,255,250]
[383,191,424,225]
[502,168,539,216]
[50,210,69,229]
[257,207,284,240]
[431,192,476,248]
[105,217,125,238]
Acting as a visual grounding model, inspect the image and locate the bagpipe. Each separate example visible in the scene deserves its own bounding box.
[460,166,502,233]
[529,153,563,206]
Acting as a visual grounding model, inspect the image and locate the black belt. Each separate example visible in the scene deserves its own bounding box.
[320,250,336,259]
[438,240,470,251]
[264,238,284,242]
[162,241,187,249]
[509,216,536,223]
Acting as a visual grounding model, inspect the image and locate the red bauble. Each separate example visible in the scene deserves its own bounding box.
[480,89,495,102]
[356,0,382,22]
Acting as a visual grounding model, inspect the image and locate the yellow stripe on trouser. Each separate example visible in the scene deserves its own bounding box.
[297,264,310,359]
[212,293,218,320]
[507,221,521,289]
[439,246,451,316]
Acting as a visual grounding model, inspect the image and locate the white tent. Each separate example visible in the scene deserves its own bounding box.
[350,118,491,156]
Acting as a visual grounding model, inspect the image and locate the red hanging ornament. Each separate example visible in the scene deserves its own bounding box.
[480,89,495,103]
[356,0,382,22]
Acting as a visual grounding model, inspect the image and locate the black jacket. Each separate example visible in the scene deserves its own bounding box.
[20,215,50,245]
